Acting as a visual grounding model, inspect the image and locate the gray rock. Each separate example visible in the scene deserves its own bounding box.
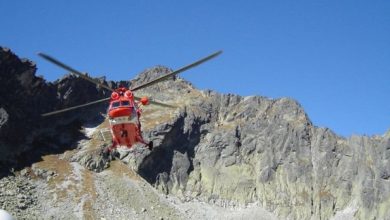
[0,174,39,219]
[134,77,390,220]
[118,144,151,171]
[70,144,111,172]
[0,108,8,129]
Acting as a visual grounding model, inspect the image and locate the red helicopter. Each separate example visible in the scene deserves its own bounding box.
[38,51,222,152]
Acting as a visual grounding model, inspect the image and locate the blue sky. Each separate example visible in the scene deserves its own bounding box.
[1,0,389,137]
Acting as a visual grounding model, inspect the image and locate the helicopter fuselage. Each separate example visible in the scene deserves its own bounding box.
[107,88,148,150]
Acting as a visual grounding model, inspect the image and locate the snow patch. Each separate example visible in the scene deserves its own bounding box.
[70,162,84,182]
[70,162,86,219]
[166,196,279,220]
[84,126,98,138]
[73,196,87,219]
[243,96,255,102]
[56,162,84,191]
[0,108,9,128]
[330,200,358,220]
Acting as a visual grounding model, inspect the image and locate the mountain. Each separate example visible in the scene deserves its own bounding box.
[0,47,389,220]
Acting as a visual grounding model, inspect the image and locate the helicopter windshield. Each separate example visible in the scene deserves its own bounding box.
[121,101,130,106]
[111,101,120,108]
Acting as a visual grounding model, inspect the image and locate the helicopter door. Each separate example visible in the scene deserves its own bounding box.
[112,123,137,147]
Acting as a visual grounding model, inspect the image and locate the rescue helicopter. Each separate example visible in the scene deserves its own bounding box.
[38,51,222,152]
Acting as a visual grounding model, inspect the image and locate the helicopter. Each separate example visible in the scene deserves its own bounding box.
[38,51,222,152]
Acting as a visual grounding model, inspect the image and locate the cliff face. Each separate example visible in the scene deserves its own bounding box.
[0,47,55,164]
[0,47,109,168]
[133,63,390,220]
[0,48,389,220]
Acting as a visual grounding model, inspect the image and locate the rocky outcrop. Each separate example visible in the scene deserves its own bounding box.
[134,72,390,220]
[0,47,55,164]
[0,173,40,219]
[0,47,110,171]
[70,145,111,173]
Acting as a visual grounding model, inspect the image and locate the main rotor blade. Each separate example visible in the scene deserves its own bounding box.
[134,96,176,108]
[42,97,111,117]
[38,53,114,92]
[130,50,222,91]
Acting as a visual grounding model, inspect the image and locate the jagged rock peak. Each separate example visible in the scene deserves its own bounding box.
[130,65,194,90]
[132,65,173,85]
[0,47,106,167]
[0,46,36,68]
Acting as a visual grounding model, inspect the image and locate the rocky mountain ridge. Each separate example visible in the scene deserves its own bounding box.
[0,47,389,219]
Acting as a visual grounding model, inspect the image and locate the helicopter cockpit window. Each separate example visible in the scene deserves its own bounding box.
[111,101,120,108]
[121,101,130,106]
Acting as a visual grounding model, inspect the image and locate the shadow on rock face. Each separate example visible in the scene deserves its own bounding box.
[138,112,203,190]
[0,47,111,178]
[0,112,105,178]
[138,147,174,184]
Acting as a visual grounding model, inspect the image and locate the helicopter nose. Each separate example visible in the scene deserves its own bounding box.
[109,108,132,118]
